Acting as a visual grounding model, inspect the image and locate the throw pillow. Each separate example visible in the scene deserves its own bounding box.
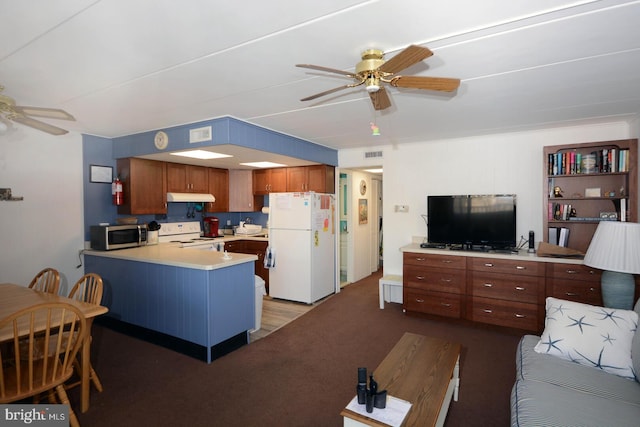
[534,297,638,380]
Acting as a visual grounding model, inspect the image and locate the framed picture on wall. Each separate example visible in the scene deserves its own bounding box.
[90,165,113,183]
[358,198,368,224]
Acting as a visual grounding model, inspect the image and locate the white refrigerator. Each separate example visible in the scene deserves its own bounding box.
[268,192,336,304]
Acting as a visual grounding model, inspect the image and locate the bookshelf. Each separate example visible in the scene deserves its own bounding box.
[543,139,638,253]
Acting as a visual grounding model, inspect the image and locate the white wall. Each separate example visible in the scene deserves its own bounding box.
[0,127,84,293]
[339,121,634,277]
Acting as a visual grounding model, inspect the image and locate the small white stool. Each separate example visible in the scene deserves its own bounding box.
[379,274,403,309]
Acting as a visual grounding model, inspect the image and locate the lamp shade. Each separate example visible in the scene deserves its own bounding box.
[583,221,640,274]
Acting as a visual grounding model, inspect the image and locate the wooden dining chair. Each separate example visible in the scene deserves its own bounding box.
[28,267,60,294]
[66,272,104,393]
[0,302,87,427]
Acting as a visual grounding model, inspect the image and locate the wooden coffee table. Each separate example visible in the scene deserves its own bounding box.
[341,333,460,427]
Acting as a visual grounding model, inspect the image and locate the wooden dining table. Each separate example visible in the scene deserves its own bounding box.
[0,283,108,413]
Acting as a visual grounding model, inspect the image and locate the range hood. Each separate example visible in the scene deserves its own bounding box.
[167,192,215,203]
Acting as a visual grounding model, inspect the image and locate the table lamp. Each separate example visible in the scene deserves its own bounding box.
[583,221,640,309]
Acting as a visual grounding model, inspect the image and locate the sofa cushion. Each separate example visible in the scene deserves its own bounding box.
[534,297,638,379]
[517,335,640,405]
[511,378,640,427]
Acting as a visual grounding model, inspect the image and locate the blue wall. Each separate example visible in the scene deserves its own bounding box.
[82,116,337,239]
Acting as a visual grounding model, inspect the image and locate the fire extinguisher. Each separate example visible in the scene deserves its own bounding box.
[112,177,123,206]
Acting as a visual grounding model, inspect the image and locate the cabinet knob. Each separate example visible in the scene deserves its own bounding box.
[565,269,578,274]
[415,298,425,303]
[416,276,425,280]
[441,260,452,264]
[440,278,452,283]
[415,257,426,261]
[565,292,578,296]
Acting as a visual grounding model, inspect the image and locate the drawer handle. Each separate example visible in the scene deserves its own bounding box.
[441,260,453,264]
[440,303,452,307]
[565,292,578,296]
[483,309,493,313]
[440,278,452,283]
[415,257,426,261]
[483,283,493,288]
[514,314,526,318]
[415,298,425,303]
[516,266,526,270]
[589,287,596,292]
[515,286,526,291]
[416,275,425,280]
[484,263,494,267]
[565,269,578,274]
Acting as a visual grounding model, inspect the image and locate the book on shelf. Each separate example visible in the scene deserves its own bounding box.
[549,147,629,175]
[621,198,626,222]
[558,227,570,247]
[548,227,559,245]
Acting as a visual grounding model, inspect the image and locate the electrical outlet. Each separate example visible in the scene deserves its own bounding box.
[394,205,409,213]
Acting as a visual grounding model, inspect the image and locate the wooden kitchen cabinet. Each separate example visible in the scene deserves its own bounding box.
[166,163,209,193]
[229,170,255,212]
[117,158,167,215]
[287,165,335,193]
[253,168,286,195]
[224,239,269,292]
[545,262,603,306]
[206,167,229,212]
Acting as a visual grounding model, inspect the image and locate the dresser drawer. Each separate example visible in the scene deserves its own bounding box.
[469,257,543,276]
[546,263,601,282]
[547,279,602,306]
[469,296,539,331]
[403,266,465,294]
[404,289,461,318]
[470,272,543,304]
[403,252,466,270]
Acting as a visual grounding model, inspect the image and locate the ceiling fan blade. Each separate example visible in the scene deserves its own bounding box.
[11,115,69,135]
[296,64,356,78]
[13,105,75,121]
[390,76,460,92]
[300,82,362,102]
[369,87,391,111]
[377,45,433,74]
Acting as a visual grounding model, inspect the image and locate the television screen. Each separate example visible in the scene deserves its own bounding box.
[427,195,516,249]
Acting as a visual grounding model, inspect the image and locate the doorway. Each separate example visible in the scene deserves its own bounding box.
[338,169,382,287]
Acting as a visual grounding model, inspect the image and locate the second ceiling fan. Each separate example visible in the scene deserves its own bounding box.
[297,44,460,110]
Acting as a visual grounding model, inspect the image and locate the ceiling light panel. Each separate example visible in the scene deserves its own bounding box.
[170,150,232,160]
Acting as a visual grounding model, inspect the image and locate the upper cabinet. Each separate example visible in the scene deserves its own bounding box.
[543,139,638,253]
[117,158,167,215]
[253,168,287,195]
[206,167,229,212]
[229,170,255,212]
[166,163,208,193]
[287,165,335,193]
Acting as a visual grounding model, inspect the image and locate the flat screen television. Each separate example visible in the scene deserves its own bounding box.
[427,194,517,250]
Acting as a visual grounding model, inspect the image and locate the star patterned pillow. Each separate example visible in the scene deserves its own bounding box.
[534,297,638,380]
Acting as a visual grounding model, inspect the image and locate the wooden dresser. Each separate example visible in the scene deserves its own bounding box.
[401,244,640,333]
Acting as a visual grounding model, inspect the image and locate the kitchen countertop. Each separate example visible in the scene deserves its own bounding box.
[83,243,258,270]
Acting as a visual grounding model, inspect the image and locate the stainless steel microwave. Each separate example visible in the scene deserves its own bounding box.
[90,224,148,250]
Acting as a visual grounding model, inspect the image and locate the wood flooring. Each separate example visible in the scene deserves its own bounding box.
[249,295,323,342]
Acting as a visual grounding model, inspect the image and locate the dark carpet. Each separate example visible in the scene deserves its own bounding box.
[72,271,522,426]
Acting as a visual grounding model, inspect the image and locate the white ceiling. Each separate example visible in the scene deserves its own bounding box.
[2,0,640,157]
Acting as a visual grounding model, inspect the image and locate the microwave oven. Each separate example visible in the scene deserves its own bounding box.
[90,224,148,250]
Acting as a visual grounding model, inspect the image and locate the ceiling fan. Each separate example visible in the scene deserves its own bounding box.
[0,85,75,135]
[296,44,460,110]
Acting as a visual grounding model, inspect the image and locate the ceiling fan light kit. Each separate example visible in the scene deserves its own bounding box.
[297,44,460,110]
[0,85,75,135]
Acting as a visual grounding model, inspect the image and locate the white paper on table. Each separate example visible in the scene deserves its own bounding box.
[344,395,412,427]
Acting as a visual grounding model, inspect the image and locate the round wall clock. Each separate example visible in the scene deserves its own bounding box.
[359,179,367,195]
[154,131,169,150]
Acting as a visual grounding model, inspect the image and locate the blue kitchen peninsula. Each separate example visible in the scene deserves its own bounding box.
[84,245,257,363]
